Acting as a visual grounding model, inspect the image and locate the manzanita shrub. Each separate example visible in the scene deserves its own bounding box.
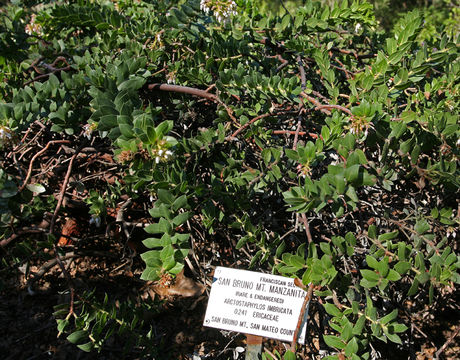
[0,0,459,358]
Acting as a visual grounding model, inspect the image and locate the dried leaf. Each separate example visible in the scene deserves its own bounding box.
[153,270,204,297]
[58,218,80,246]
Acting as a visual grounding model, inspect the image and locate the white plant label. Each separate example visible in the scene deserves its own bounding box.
[203,267,308,343]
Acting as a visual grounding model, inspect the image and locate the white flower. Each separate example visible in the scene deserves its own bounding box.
[155,156,160,164]
[166,71,176,84]
[0,128,9,138]
[0,126,14,147]
[200,0,237,23]
[25,14,43,36]
[83,123,94,139]
[354,23,362,33]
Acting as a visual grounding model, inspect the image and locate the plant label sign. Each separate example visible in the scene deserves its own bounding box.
[203,267,308,343]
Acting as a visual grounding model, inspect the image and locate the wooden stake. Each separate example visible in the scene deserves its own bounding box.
[290,281,314,352]
[245,334,263,360]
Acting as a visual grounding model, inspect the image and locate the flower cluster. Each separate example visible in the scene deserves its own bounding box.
[166,70,177,84]
[25,14,43,36]
[349,115,372,137]
[152,147,173,164]
[0,126,15,148]
[82,122,98,140]
[296,163,311,179]
[200,0,237,23]
[145,31,164,50]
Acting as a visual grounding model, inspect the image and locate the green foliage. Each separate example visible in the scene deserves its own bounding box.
[1,0,459,358]
[53,290,161,356]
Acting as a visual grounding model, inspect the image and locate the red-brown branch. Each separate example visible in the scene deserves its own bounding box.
[272,130,318,138]
[228,113,274,139]
[301,91,353,116]
[147,83,237,123]
[0,228,47,248]
[24,56,72,86]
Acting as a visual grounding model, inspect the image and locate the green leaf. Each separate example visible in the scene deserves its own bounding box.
[144,218,171,234]
[368,225,377,239]
[157,189,175,205]
[26,183,46,193]
[380,309,398,325]
[149,204,171,219]
[170,233,190,245]
[77,342,94,352]
[335,174,346,194]
[98,114,118,131]
[353,316,366,335]
[386,269,401,281]
[117,77,146,92]
[67,330,88,344]
[366,255,380,270]
[119,123,134,138]
[140,266,160,281]
[345,337,359,356]
[289,254,306,268]
[323,303,342,318]
[391,323,408,333]
[389,122,407,139]
[394,261,411,275]
[407,278,419,296]
[140,250,162,267]
[283,350,296,360]
[384,329,402,344]
[341,321,353,342]
[324,335,346,350]
[236,236,249,249]
[361,269,380,282]
[143,237,167,248]
[378,230,399,242]
[172,212,191,226]
[172,195,188,211]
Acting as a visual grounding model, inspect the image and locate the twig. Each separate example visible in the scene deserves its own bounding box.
[49,148,81,235]
[315,104,352,116]
[300,91,352,116]
[293,117,302,150]
[0,228,47,248]
[297,56,307,91]
[228,110,298,140]
[18,140,71,192]
[26,250,118,294]
[24,58,72,86]
[330,47,376,60]
[228,113,273,139]
[300,92,331,115]
[26,252,77,294]
[435,325,459,359]
[299,213,313,244]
